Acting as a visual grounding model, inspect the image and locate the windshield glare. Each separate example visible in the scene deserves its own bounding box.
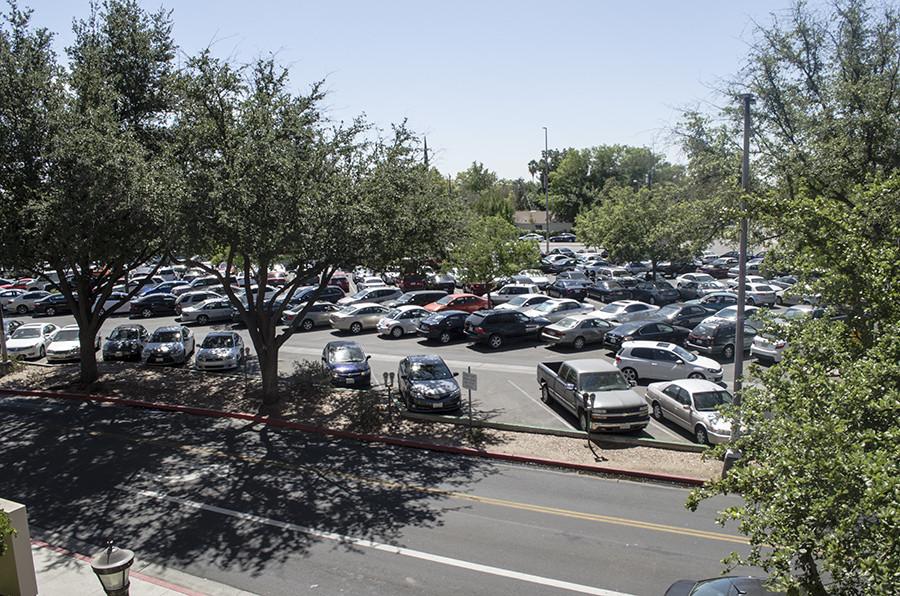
[386,309,401,319]
[110,329,140,341]
[52,330,79,342]
[533,301,557,312]
[409,361,453,381]
[151,332,180,343]
[671,345,698,361]
[507,296,528,306]
[554,317,580,329]
[332,347,365,363]
[601,303,624,313]
[202,335,235,349]
[581,371,631,392]
[12,328,41,339]
[435,295,454,305]
[693,390,733,411]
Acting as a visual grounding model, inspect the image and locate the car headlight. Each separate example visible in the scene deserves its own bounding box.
[707,368,721,374]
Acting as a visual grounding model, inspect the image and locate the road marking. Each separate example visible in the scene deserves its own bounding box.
[86,428,747,545]
[646,418,685,442]
[507,379,571,422]
[125,487,636,596]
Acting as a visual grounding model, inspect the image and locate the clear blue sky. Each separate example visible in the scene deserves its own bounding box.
[26,0,805,179]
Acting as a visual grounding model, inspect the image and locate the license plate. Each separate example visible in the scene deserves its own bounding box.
[346,378,354,384]
[153,357,162,362]
[115,352,123,357]
[432,402,442,408]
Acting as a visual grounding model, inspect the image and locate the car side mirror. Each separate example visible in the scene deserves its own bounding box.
[452,372,459,377]
[366,355,371,360]
[565,383,576,391]
[675,359,684,365]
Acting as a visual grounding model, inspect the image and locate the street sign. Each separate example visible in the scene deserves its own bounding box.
[461,371,477,391]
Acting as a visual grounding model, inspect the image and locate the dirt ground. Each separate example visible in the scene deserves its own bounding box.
[0,361,722,481]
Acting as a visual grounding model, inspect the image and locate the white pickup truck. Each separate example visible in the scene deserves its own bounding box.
[537,359,650,432]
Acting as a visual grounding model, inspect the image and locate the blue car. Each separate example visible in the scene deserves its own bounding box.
[321,340,371,387]
[140,281,191,296]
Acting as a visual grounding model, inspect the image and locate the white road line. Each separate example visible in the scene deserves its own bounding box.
[507,379,571,423]
[126,487,635,596]
[646,418,685,441]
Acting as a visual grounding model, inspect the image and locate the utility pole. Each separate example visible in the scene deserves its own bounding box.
[724,93,754,477]
[542,126,550,254]
[423,136,429,169]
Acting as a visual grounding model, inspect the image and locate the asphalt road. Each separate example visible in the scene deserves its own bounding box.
[0,396,758,595]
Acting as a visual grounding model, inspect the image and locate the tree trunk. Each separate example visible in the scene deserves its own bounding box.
[78,326,99,385]
[259,347,280,407]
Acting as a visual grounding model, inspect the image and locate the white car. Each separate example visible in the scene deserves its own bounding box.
[493,293,552,312]
[356,276,388,291]
[518,233,544,242]
[615,340,724,385]
[741,282,778,306]
[95,291,133,315]
[46,324,100,363]
[5,322,58,359]
[593,300,659,324]
[515,270,551,288]
[645,379,733,445]
[0,289,26,310]
[522,298,594,323]
[376,305,430,338]
[490,283,542,305]
[194,331,245,371]
[750,304,822,363]
[705,304,761,326]
[4,290,51,314]
[675,272,715,288]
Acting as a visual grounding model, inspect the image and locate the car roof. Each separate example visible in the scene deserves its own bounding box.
[347,302,383,309]
[608,300,641,306]
[561,359,619,373]
[427,309,467,318]
[60,324,80,330]
[404,289,446,295]
[622,340,677,350]
[17,322,47,329]
[661,378,727,393]
[324,340,363,350]
[404,354,446,365]
[204,331,238,339]
[152,325,183,333]
[112,324,145,331]
[395,304,428,312]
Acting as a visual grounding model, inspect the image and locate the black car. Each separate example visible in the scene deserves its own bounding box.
[540,257,577,273]
[629,280,680,305]
[129,293,177,318]
[463,309,546,349]
[555,270,590,282]
[384,290,448,309]
[290,285,346,305]
[102,324,149,361]
[603,320,691,349]
[586,280,632,303]
[321,340,371,387]
[686,319,757,360]
[545,279,590,301]
[634,303,710,328]
[688,292,740,315]
[548,233,576,242]
[32,293,74,317]
[701,258,738,279]
[656,261,696,276]
[417,310,468,344]
[616,276,641,290]
[398,355,461,413]
[665,576,782,596]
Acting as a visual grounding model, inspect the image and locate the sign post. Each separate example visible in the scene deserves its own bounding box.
[461,367,477,436]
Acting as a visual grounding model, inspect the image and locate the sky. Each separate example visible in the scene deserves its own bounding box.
[23,0,808,179]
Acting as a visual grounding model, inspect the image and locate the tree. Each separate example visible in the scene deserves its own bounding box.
[174,52,459,408]
[454,161,497,195]
[449,216,540,304]
[0,0,176,384]
[471,188,514,222]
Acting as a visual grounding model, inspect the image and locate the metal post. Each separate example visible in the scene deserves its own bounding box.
[423,136,429,169]
[724,93,753,476]
[467,365,473,435]
[0,303,8,365]
[543,126,550,254]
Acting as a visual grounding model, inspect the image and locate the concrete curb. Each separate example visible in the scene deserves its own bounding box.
[0,387,707,487]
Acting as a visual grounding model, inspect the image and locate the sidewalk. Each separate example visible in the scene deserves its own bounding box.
[30,535,255,596]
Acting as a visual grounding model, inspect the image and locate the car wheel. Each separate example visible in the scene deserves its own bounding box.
[688,372,704,379]
[747,298,756,306]
[776,295,783,305]
[652,401,664,420]
[579,409,591,433]
[16,304,27,314]
[391,326,403,339]
[488,334,503,349]
[301,318,314,331]
[694,425,709,445]
[439,331,451,344]
[197,314,209,325]
[722,343,735,361]
[540,383,551,404]
[46,306,56,316]
[349,322,362,334]
[621,367,638,386]
[572,336,586,350]
[141,308,153,318]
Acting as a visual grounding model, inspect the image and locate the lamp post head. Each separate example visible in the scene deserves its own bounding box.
[90,542,135,596]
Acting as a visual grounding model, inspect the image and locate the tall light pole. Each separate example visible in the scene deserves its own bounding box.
[542,126,550,254]
[724,93,754,476]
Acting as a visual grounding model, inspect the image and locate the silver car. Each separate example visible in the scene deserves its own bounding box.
[175,290,223,314]
[376,305,430,338]
[645,379,733,444]
[494,293,551,312]
[330,303,389,334]
[541,314,615,350]
[743,282,778,307]
[195,331,245,371]
[0,289,26,310]
[46,324,100,363]
[282,301,341,331]
[180,298,237,325]
[4,290,51,314]
[522,299,594,323]
[142,325,195,366]
[337,287,403,307]
[592,300,659,324]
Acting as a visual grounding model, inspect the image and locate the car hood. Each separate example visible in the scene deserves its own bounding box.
[690,354,721,370]
[7,338,41,348]
[47,340,80,351]
[144,341,183,352]
[590,389,645,409]
[198,347,239,358]
[410,379,459,395]
[104,339,142,350]
[331,362,369,374]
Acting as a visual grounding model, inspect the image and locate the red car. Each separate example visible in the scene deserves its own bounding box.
[425,293,489,313]
[329,274,350,293]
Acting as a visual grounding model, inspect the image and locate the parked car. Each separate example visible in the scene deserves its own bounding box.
[604,320,691,350]
[383,290,448,309]
[282,301,341,330]
[489,284,542,305]
[686,319,758,361]
[376,305,431,338]
[337,286,402,307]
[5,322,58,359]
[174,290,222,314]
[686,291,739,315]
[677,280,727,300]
[750,304,824,363]
[629,280,680,305]
[548,232,576,242]
[463,309,547,349]
[631,303,710,329]
[592,300,659,324]
[130,293,178,319]
[424,293,489,313]
[493,293,551,312]
[540,256,577,273]
[142,325,195,366]
[700,257,738,279]
[675,272,716,288]
[593,266,631,281]
[0,289,25,310]
[585,280,632,303]
[427,273,457,293]
[194,331,245,371]
[417,310,469,344]
[3,290,51,314]
[518,232,544,242]
[704,304,761,326]
[94,292,133,315]
[102,324,149,361]
[665,576,783,596]
[516,269,551,288]
[2,319,23,340]
[727,258,764,278]
[522,298,595,324]
[397,274,428,292]
[328,273,351,293]
[290,285,346,305]
[179,298,237,325]
[545,279,591,301]
[741,282,778,306]
[330,303,389,334]
[623,261,651,275]
[45,324,99,363]
[645,381,732,445]
[615,341,724,385]
[541,314,615,350]
[398,355,461,413]
[656,261,696,277]
[140,280,191,297]
[356,276,389,291]
[33,293,74,317]
[321,340,371,387]
[536,359,649,432]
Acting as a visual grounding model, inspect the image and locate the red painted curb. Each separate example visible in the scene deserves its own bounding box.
[31,539,205,596]
[1,387,706,487]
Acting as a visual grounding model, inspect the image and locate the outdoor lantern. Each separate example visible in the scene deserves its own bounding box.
[90,542,135,596]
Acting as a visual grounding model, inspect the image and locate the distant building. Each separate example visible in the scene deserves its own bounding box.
[513,210,572,233]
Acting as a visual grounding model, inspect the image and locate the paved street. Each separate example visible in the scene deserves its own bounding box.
[0,396,756,595]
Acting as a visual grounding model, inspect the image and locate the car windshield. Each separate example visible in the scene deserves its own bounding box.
[554,317,581,329]
[600,303,625,314]
[109,328,141,341]
[150,331,180,343]
[435,295,455,305]
[580,371,631,392]
[533,301,558,313]
[396,294,414,304]
[654,282,674,289]
[12,328,41,339]
[783,308,812,320]
[351,290,371,299]
[408,361,453,381]
[603,281,622,289]
[656,304,681,316]
[693,390,733,411]
[52,329,79,342]
[506,296,530,306]
[671,345,698,361]
[332,346,366,363]
[202,335,234,349]
[386,309,402,319]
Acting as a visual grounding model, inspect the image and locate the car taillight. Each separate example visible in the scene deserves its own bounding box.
[474,326,486,334]
[615,355,621,364]
[775,340,786,348]
[623,336,633,341]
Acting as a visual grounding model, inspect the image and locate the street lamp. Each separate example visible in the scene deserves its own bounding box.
[90,542,135,596]
[542,127,550,254]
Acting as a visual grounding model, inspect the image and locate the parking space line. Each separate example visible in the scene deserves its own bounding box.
[645,418,685,441]
[507,379,571,423]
